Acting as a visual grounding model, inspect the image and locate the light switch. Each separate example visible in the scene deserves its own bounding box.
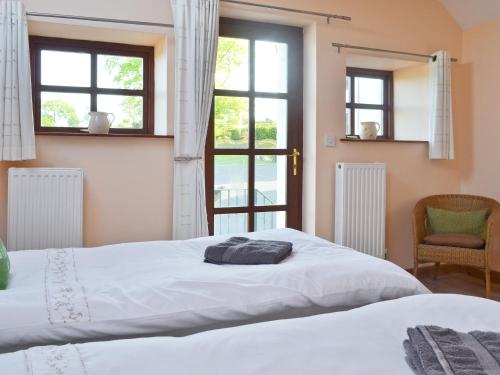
[325,134,336,147]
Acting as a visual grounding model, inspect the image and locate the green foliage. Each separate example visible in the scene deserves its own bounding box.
[103,56,144,128]
[230,128,241,141]
[214,97,249,128]
[255,122,277,142]
[41,99,80,127]
[215,37,247,89]
[214,38,250,146]
[214,37,279,148]
[104,56,143,90]
[117,96,143,129]
[214,120,278,148]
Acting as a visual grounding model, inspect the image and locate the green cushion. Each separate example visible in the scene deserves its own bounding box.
[0,240,9,290]
[426,207,490,240]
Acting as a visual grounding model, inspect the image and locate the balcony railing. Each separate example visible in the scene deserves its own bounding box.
[214,188,277,235]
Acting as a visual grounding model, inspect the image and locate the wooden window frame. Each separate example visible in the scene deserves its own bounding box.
[29,36,154,135]
[346,67,394,140]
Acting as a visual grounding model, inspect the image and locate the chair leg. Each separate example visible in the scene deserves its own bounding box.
[413,261,419,277]
[433,262,440,280]
[485,269,491,299]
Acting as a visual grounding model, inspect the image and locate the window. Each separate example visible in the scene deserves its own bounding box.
[30,37,154,134]
[346,67,393,139]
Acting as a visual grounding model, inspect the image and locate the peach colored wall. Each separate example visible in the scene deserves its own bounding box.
[461,20,500,202]
[0,136,174,246]
[0,0,468,270]
[461,20,500,272]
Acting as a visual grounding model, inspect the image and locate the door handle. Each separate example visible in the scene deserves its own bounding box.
[288,148,301,176]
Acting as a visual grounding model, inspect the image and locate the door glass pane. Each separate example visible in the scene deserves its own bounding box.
[355,109,383,136]
[255,41,287,93]
[255,98,287,149]
[214,155,248,208]
[346,76,351,103]
[97,95,143,129]
[215,37,249,91]
[354,77,384,105]
[214,96,249,149]
[214,213,248,236]
[255,211,286,232]
[41,92,90,128]
[41,50,91,87]
[97,55,144,90]
[255,155,287,206]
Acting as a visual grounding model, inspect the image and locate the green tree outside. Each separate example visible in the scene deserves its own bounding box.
[104,56,143,129]
[215,37,279,149]
[41,55,144,129]
[41,99,80,127]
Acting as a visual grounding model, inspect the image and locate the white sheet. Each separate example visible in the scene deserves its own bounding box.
[0,229,428,351]
[2,294,499,375]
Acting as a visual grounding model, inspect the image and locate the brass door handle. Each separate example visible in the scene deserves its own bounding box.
[288,148,301,176]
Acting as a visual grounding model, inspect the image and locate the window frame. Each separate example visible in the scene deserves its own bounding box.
[29,36,155,135]
[346,67,394,140]
[205,18,304,235]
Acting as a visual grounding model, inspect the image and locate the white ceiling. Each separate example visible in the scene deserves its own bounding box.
[438,0,500,30]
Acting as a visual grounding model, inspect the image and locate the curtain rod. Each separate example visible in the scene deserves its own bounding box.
[26,2,351,27]
[26,12,174,28]
[332,43,458,62]
[222,0,351,23]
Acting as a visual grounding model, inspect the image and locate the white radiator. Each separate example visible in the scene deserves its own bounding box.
[335,163,386,258]
[7,168,83,251]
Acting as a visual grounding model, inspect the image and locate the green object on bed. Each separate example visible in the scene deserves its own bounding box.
[0,240,9,290]
[426,207,489,240]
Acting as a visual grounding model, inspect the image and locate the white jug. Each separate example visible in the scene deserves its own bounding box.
[359,122,380,140]
[88,112,115,134]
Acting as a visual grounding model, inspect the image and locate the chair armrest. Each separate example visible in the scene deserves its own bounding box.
[485,206,500,270]
[412,201,427,247]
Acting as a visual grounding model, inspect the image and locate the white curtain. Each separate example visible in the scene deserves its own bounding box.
[0,0,35,161]
[171,0,219,240]
[429,50,454,160]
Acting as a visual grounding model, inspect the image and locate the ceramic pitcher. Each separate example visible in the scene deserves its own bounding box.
[359,122,380,140]
[88,112,115,134]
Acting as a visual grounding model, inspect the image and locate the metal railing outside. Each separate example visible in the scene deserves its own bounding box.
[214,188,277,235]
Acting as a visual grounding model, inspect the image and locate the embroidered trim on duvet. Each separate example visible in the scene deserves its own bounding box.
[45,249,91,324]
[24,345,87,375]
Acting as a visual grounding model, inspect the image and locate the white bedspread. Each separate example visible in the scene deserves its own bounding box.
[2,294,499,375]
[0,229,428,351]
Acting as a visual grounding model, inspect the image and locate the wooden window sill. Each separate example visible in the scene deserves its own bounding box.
[340,138,428,144]
[35,132,174,139]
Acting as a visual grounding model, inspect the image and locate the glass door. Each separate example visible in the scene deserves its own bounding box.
[206,18,303,236]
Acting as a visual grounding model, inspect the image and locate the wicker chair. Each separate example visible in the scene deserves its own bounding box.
[412,194,500,297]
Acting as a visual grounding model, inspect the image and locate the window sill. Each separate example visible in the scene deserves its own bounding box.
[35,132,174,139]
[340,138,428,144]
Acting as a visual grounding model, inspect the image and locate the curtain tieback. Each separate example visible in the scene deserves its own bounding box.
[174,156,203,162]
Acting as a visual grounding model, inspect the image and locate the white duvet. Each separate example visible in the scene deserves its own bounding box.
[2,294,499,375]
[0,229,427,351]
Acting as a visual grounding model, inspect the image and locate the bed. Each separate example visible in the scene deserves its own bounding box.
[2,294,499,374]
[0,228,428,352]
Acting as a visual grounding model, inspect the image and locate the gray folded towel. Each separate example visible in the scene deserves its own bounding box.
[404,326,500,375]
[204,237,293,265]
